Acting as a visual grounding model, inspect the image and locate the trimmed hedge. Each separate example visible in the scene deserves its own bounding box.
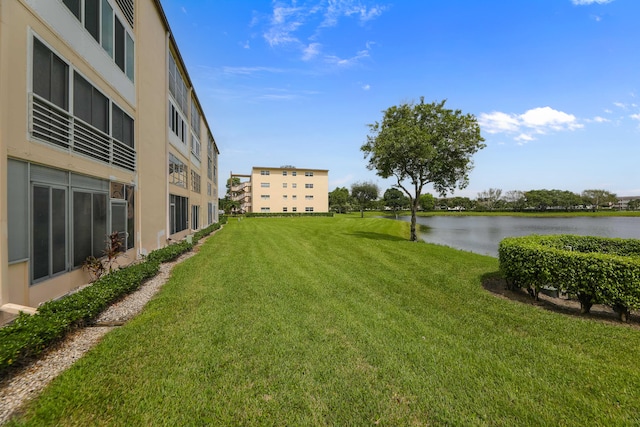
[0,219,226,376]
[499,235,640,321]
[245,212,334,218]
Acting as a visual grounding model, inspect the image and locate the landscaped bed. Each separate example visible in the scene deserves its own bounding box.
[499,234,640,321]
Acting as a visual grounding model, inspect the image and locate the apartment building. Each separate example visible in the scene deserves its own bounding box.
[247,166,329,213]
[0,0,219,319]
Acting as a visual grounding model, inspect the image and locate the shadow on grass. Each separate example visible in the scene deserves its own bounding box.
[347,231,407,242]
[481,271,640,328]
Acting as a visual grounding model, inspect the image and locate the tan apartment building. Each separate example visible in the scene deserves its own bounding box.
[0,0,219,320]
[238,166,329,213]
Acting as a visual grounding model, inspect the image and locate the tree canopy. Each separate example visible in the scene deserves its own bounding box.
[351,182,379,218]
[362,98,485,241]
[329,187,351,214]
[383,188,409,216]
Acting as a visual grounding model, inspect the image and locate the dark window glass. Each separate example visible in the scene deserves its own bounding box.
[125,185,135,249]
[33,39,68,110]
[93,193,108,255]
[112,105,134,148]
[63,0,81,19]
[84,0,100,42]
[73,192,92,267]
[73,73,92,124]
[32,186,50,281]
[52,189,67,274]
[92,90,108,133]
[114,18,125,71]
[169,194,188,234]
[111,202,126,251]
[74,73,109,133]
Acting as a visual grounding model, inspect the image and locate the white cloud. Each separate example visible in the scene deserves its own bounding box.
[321,1,387,27]
[302,43,321,61]
[519,106,582,131]
[613,102,627,109]
[263,4,305,46]
[181,6,187,14]
[593,116,610,123]
[571,0,614,5]
[630,114,640,121]
[478,111,521,134]
[325,49,370,67]
[362,84,371,91]
[479,106,583,142]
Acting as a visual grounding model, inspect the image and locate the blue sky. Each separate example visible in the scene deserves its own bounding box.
[159,0,640,198]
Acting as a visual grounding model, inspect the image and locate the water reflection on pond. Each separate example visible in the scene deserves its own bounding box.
[391,215,640,257]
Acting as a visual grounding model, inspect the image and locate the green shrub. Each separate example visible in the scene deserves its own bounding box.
[499,235,640,320]
[245,212,334,218]
[0,219,231,376]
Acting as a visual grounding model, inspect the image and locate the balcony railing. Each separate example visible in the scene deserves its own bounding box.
[30,93,136,172]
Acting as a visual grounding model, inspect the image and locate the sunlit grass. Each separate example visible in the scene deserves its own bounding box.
[9,217,640,426]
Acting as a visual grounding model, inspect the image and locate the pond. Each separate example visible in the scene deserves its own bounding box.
[392,215,640,257]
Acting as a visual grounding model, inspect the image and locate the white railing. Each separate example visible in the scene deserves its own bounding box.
[30,93,136,171]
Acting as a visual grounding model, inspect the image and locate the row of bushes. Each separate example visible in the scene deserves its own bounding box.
[499,235,640,321]
[244,212,334,218]
[0,217,226,377]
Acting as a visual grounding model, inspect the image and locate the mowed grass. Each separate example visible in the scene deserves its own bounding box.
[10,217,640,426]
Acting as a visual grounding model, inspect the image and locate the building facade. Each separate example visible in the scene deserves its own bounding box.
[249,166,329,213]
[0,0,219,321]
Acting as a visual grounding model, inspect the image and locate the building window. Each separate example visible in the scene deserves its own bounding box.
[191,205,200,230]
[283,207,288,212]
[292,183,297,189]
[261,182,270,188]
[305,171,314,177]
[305,183,314,189]
[261,195,270,200]
[112,104,134,148]
[306,195,314,200]
[61,0,134,81]
[169,102,187,144]
[207,134,214,180]
[292,195,297,200]
[32,185,67,282]
[207,182,212,196]
[33,38,69,111]
[283,183,287,188]
[169,194,188,234]
[191,171,201,194]
[292,171,297,177]
[208,202,214,225]
[168,52,188,114]
[169,153,187,188]
[292,207,297,212]
[282,171,287,176]
[261,207,270,212]
[305,207,314,212]
[283,195,288,199]
[31,37,136,171]
[74,72,109,133]
[10,161,135,283]
[191,132,201,159]
[261,170,270,175]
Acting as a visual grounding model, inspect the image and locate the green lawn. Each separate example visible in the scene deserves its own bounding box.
[10,217,640,426]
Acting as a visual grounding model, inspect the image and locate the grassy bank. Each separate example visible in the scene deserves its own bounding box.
[9,217,640,426]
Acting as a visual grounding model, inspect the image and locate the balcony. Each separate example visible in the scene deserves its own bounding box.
[30,93,136,172]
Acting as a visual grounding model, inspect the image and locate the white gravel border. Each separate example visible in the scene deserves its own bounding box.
[0,237,208,425]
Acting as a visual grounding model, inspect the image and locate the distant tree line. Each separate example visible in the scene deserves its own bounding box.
[329,187,640,213]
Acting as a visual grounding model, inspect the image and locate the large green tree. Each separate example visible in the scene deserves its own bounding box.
[383,187,409,217]
[419,193,435,211]
[362,98,485,241]
[329,187,351,213]
[351,182,379,218]
[582,189,618,211]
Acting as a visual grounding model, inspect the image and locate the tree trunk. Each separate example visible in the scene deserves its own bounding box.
[410,201,418,241]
